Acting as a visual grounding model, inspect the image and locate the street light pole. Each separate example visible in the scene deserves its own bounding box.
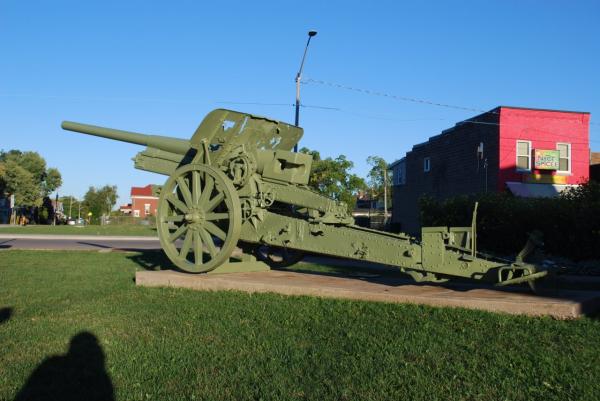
[294,30,317,152]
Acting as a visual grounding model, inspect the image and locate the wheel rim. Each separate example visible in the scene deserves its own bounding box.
[157,164,241,273]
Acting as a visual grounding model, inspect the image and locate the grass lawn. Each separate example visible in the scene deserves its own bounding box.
[1,250,599,401]
[0,224,157,237]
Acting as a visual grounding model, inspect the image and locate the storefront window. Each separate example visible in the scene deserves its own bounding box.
[516,140,531,171]
[556,143,571,173]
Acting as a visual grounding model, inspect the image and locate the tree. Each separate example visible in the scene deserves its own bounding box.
[300,147,366,211]
[366,155,392,208]
[0,150,63,207]
[43,168,62,196]
[60,196,86,219]
[0,160,40,206]
[367,156,392,199]
[83,185,118,223]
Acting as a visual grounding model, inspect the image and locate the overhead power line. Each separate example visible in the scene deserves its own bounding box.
[302,77,599,126]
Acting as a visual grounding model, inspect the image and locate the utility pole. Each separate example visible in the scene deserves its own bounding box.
[53,193,58,226]
[293,30,318,152]
[383,168,388,226]
[68,196,72,219]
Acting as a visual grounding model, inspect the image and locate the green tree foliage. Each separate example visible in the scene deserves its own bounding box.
[366,155,392,206]
[0,150,63,207]
[83,185,118,223]
[0,160,40,206]
[300,147,366,211]
[43,168,62,196]
[60,196,87,219]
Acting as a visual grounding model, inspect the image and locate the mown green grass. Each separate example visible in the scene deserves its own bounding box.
[1,250,599,401]
[0,224,156,237]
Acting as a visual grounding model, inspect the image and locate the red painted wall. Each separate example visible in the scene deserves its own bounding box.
[498,107,590,190]
[131,197,158,217]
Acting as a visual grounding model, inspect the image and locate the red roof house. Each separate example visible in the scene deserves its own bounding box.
[130,185,158,218]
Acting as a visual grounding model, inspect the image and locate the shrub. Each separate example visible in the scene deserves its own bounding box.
[419,181,600,260]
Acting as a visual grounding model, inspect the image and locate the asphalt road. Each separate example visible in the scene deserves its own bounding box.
[0,233,393,272]
[0,234,161,251]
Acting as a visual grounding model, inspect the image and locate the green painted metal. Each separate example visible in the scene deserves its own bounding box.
[157,163,242,273]
[62,108,552,289]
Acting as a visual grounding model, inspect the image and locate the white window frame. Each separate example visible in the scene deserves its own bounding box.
[556,142,571,175]
[423,157,431,173]
[516,140,531,172]
[133,210,140,217]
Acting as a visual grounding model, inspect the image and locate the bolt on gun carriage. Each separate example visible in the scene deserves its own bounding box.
[62,109,551,291]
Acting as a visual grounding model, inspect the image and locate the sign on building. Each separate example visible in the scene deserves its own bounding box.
[534,149,559,170]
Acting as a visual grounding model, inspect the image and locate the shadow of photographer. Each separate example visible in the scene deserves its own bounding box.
[0,307,12,325]
[14,331,114,401]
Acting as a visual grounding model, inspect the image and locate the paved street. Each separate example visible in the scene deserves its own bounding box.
[0,234,160,251]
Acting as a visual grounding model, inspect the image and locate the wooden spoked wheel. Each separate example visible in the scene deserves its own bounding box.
[157,164,241,273]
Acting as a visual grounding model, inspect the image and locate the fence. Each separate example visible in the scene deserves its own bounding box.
[101,215,156,226]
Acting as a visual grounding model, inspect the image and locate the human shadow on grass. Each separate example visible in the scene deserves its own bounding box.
[13,331,115,401]
[0,307,12,324]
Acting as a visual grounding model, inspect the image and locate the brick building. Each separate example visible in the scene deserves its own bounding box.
[130,185,158,218]
[389,106,590,234]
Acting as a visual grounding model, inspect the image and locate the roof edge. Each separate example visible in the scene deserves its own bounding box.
[499,105,590,115]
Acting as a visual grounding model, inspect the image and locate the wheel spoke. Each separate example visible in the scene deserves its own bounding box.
[176,177,193,207]
[199,175,214,208]
[205,212,229,221]
[179,229,193,259]
[192,170,201,204]
[193,231,203,265]
[205,192,224,213]
[200,228,218,258]
[169,224,188,242]
[158,164,241,274]
[166,194,189,214]
[204,221,226,241]
[163,215,185,223]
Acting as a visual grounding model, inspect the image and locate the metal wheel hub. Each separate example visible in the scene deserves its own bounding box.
[185,208,206,224]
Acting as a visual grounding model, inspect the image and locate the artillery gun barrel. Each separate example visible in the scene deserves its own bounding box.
[61,121,190,155]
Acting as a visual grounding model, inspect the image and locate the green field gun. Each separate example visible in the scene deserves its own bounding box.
[62,109,552,291]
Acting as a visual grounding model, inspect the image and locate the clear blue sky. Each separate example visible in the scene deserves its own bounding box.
[1,0,599,205]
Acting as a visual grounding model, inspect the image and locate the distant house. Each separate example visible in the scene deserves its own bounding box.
[50,199,64,220]
[130,185,158,218]
[119,203,132,215]
[389,106,591,234]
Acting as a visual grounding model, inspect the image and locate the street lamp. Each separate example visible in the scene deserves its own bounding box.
[294,30,318,152]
